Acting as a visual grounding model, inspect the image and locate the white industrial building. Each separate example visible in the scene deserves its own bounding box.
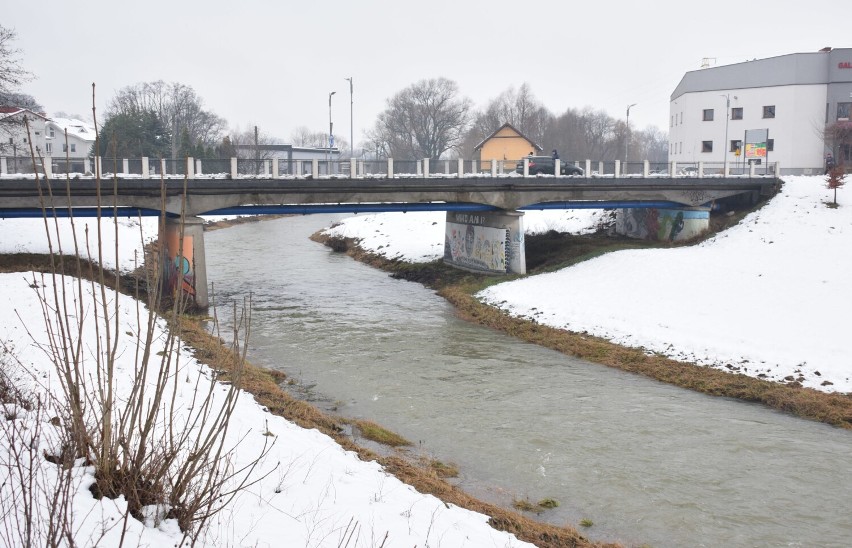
[669,47,852,175]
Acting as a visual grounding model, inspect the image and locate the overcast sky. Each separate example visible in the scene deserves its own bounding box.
[6,0,848,147]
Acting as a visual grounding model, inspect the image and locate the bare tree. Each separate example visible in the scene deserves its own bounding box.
[463,83,551,157]
[289,126,328,148]
[371,77,472,159]
[0,25,32,99]
[105,81,227,159]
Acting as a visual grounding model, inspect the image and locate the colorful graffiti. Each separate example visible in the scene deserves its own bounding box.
[444,222,508,273]
[616,208,708,242]
[163,230,196,297]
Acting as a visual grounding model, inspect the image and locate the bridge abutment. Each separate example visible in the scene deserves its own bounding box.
[162,216,209,309]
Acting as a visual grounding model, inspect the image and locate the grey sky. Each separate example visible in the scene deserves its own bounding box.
[6,0,848,147]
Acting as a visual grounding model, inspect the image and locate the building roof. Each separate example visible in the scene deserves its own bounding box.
[671,47,852,100]
[0,107,50,122]
[47,118,96,142]
[474,122,542,152]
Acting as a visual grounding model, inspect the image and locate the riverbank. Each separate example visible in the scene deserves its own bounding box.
[0,249,618,548]
[310,190,852,429]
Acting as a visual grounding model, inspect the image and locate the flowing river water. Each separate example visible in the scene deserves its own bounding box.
[205,214,852,548]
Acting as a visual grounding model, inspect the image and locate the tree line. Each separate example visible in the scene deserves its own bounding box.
[368,78,668,162]
[2,24,665,162]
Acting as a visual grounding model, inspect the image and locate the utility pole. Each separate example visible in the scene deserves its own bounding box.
[328,91,336,173]
[626,103,637,170]
[345,77,353,158]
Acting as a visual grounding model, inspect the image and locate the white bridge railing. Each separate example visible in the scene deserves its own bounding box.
[0,156,779,179]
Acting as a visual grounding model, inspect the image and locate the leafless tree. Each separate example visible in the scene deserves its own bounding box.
[371,77,472,160]
[462,83,551,157]
[106,80,227,159]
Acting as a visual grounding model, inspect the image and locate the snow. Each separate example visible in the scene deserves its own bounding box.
[0,175,847,546]
[324,176,849,393]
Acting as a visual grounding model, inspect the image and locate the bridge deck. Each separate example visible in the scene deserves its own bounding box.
[0,176,779,216]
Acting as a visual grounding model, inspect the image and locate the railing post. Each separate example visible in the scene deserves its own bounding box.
[186,157,195,178]
[44,159,52,178]
[554,158,561,176]
[0,157,6,175]
[122,158,129,175]
[84,157,91,174]
[585,159,591,176]
[698,161,704,178]
[272,158,279,178]
[358,160,364,176]
[643,160,649,177]
[350,158,357,179]
[142,157,149,178]
[422,158,430,178]
[723,161,730,177]
[196,158,203,176]
[670,160,677,176]
[444,159,450,174]
[749,162,756,177]
[387,158,394,178]
[230,157,238,179]
[295,160,303,176]
[773,161,780,176]
[491,159,498,177]
[598,161,604,175]
[457,158,464,178]
[614,160,621,178]
[96,156,103,177]
[311,159,319,178]
[160,158,166,176]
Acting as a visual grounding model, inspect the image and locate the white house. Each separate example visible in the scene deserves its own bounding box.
[669,47,852,175]
[1,108,96,174]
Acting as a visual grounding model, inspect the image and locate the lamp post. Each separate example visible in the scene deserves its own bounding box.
[625,103,637,171]
[344,77,353,158]
[720,94,730,174]
[328,91,336,172]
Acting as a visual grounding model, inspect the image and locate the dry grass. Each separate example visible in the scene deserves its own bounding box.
[351,419,412,447]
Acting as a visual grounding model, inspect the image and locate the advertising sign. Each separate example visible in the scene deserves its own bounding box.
[744,129,769,159]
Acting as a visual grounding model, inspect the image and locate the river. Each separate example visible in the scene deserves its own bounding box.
[204,214,852,548]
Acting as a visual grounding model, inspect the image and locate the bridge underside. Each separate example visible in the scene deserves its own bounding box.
[0,176,778,309]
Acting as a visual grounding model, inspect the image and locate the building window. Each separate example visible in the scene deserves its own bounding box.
[70,143,76,153]
[731,107,743,120]
[763,105,775,119]
[730,140,742,153]
[49,128,55,138]
[838,102,851,121]
[703,109,714,121]
[767,139,774,152]
[702,141,713,153]
[45,142,52,153]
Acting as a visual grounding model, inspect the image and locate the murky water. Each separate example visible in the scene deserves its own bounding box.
[205,215,852,548]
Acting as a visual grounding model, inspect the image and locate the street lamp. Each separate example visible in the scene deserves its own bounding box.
[625,103,637,170]
[344,77,353,158]
[328,91,336,172]
[720,94,730,174]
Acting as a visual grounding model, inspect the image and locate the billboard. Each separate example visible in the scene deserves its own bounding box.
[744,128,769,159]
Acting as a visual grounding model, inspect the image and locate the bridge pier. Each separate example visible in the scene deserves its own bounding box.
[615,206,711,241]
[162,216,209,309]
[443,210,526,275]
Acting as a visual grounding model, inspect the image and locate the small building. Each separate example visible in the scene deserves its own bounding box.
[474,123,542,172]
[669,47,852,174]
[0,107,50,172]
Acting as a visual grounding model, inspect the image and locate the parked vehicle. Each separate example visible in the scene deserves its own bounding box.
[515,156,584,176]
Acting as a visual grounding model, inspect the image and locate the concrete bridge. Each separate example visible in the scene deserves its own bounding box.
[0,157,779,308]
